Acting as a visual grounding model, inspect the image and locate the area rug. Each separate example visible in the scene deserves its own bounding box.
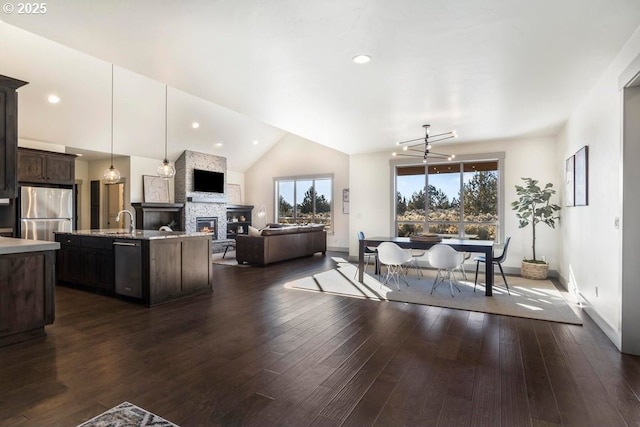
[211,250,249,267]
[76,401,179,427]
[285,257,582,325]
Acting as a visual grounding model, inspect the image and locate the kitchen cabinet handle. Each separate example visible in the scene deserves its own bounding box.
[113,242,139,246]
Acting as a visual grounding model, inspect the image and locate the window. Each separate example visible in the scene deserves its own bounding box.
[275,176,333,230]
[395,158,502,241]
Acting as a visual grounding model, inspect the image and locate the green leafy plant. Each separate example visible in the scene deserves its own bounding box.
[511,178,561,263]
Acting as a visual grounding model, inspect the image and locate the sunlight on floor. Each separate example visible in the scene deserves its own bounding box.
[283,258,582,324]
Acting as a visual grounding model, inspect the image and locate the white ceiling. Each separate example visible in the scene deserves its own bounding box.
[2,0,640,170]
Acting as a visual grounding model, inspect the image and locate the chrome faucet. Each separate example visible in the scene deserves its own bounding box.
[115,210,135,233]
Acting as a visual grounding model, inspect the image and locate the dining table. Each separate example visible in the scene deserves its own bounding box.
[358,236,496,296]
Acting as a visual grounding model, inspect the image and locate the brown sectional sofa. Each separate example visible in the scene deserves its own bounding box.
[235,224,327,265]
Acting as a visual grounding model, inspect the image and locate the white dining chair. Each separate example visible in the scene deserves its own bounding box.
[453,252,471,281]
[428,244,465,297]
[376,242,412,290]
[407,249,425,278]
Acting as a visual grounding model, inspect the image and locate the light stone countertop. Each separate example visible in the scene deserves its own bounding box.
[55,229,214,240]
[0,237,60,255]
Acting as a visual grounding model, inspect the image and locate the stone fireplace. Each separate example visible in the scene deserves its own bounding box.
[175,150,228,239]
[196,217,218,239]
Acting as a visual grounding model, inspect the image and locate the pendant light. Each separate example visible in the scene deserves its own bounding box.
[157,85,176,179]
[103,64,121,184]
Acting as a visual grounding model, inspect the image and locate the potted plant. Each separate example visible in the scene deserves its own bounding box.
[511,178,561,279]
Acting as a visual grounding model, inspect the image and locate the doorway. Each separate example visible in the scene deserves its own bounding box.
[90,179,126,230]
[104,182,125,229]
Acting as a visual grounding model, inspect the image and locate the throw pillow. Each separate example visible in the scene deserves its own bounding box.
[248,226,261,237]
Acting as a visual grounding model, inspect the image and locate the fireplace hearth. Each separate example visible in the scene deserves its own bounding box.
[196,217,218,239]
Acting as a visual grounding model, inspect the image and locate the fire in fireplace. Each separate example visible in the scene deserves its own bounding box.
[196,217,218,239]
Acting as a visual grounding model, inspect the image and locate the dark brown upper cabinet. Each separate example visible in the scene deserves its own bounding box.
[18,148,76,186]
[0,75,28,198]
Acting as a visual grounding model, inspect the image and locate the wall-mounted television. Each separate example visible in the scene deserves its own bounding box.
[193,169,224,193]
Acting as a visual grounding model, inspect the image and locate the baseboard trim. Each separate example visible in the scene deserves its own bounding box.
[327,246,348,253]
[557,273,621,351]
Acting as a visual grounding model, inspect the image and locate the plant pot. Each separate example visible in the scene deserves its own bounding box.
[521,260,549,280]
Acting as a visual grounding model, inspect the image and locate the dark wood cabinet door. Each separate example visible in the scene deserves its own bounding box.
[0,76,27,199]
[17,150,46,183]
[96,249,114,291]
[18,148,76,185]
[82,248,100,287]
[181,238,211,292]
[46,154,75,185]
[148,239,182,304]
[0,252,46,334]
[0,88,16,197]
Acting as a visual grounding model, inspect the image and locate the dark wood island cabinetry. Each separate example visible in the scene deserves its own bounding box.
[0,238,59,347]
[55,230,212,306]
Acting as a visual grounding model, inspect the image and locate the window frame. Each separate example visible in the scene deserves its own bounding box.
[274,174,334,231]
[391,152,505,243]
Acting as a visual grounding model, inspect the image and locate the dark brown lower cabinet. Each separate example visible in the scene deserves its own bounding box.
[55,233,212,306]
[55,235,114,292]
[0,250,55,347]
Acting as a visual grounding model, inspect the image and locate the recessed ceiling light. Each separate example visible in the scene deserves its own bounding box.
[352,54,371,64]
[215,141,224,147]
[48,94,60,104]
[192,122,200,129]
[253,140,259,145]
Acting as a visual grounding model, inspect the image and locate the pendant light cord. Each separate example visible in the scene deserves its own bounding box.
[164,85,168,162]
[110,64,114,168]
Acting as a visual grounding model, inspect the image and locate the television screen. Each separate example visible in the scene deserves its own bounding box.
[193,169,224,193]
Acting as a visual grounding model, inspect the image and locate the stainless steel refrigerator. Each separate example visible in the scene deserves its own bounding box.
[20,186,74,241]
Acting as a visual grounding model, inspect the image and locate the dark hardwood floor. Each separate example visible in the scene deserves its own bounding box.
[1,252,640,426]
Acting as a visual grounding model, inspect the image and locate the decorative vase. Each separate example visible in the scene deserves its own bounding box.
[521,260,549,280]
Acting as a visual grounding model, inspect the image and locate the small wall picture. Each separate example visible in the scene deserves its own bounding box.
[574,146,588,206]
[565,155,575,207]
[143,175,170,203]
[227,183,242,205]
[342,188,349,214]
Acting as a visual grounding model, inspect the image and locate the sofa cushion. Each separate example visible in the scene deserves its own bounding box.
[248,226,261,236]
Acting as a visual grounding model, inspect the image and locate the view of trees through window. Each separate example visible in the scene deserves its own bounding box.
[276,177,332,229]
[396,161,499,240]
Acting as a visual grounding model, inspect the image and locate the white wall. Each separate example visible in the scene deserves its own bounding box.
[348,136,561,269]
[226,170,245,201]
[557,25,640,351]
[18,138,66,153]
[244,133,350,250]
[129,155,175,203]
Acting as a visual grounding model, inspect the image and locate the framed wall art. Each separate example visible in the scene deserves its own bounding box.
[227,183,242,205]
[342,188,349,214]
[565,155,575,207]
[143,175,170,203]
[574,145,589,206]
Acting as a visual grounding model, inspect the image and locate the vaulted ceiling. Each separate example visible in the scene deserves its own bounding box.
[2,0,640,171]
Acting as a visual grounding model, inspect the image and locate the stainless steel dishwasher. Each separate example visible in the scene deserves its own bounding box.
[114,239,142,298]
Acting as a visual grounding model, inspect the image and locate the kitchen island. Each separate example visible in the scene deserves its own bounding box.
[0,237,59,347]
[55,230,213,306]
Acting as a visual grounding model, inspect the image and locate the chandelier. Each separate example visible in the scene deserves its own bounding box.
[392,124,457,163]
